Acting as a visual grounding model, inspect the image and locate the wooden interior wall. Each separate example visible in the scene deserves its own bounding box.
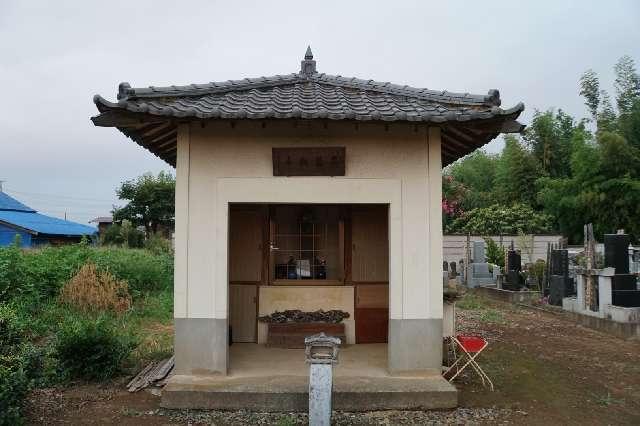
[229,284,257,342]
[351,205,389,282]
[229,207,263,283]
[351,205,390,343]
[229,206,263,343]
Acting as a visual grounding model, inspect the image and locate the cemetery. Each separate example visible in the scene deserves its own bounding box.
[448,226,640,340]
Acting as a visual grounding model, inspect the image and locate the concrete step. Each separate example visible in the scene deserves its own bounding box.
[161,374,458,412]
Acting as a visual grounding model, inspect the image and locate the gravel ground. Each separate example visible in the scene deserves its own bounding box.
[146,407,521,425]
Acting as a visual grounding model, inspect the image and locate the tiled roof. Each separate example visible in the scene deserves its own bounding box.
[89,216,113,224]
[92,47,524,166]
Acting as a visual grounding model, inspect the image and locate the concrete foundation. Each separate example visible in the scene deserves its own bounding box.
[562,297,640,339]
[162,344,457,411]
[174,318,228,375]
[476,286,541,304]
[388,318,442,375]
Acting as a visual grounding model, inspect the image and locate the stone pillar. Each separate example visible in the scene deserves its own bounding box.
[173,123,228,376]
[388,126,443,375]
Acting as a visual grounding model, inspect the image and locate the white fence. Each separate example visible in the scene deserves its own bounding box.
[443,234,563,265]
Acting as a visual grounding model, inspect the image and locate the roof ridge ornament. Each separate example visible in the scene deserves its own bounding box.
[300,45,317,77]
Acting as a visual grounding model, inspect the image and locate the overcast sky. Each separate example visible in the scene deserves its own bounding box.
[1,1,638,224]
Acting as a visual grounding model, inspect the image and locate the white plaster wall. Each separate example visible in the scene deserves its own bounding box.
[443,235,563,265]
[174,120,443,323]
[257,286,355,344]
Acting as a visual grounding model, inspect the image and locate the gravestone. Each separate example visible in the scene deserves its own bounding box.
[503,249,523,291]
[604,234,630,274]
[449,261,457,278]
[457,259,465,285]
[605,234,640,307]
[468,241,494,288]
[473,241,486,263]
[548,249,575,305]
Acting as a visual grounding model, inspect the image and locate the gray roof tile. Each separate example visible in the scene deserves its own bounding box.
[92,49,525,167]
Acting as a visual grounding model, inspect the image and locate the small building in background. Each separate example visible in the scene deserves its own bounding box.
[89,216,113,235]
[0,190,96,247]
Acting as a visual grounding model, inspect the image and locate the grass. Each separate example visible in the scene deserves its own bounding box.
[457,293,505,323]
[593,391,625,407]
[275,416,300,426]
[479,308,505,324]
[457,293,489,311]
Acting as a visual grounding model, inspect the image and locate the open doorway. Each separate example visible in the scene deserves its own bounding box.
[227,203,389,345]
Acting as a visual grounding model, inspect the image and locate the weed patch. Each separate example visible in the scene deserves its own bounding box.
[479,308,505,324]
[457,293,489,311]
[55,315,137,381]
[60,263,131,314]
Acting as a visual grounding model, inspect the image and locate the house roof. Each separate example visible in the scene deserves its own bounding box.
[0,192,96,236]
[89,216,113,224]
[91,47,524,166]
[0,191,36,213]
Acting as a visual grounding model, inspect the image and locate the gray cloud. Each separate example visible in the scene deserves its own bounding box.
[1,0,638,223]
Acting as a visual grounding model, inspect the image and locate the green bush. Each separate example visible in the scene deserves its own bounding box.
[0,304,22,348]
[21,244,93,300]
[0,305,45,425]
[447,203,553,235]
[0,350,30,426]
[144,233,173,256]
[55,316,137,381]
[101,221,145,248]
[484,238,505,268]
[0,241,26,302]
[92,248,173,295]
[0,243,173,304]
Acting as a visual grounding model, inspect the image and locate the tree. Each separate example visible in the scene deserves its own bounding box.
[112,171,175,236]
[495,136,540,206]
[523,109,579,178]
[619,98,640,149]
[598,90,618,133]
[538,129,640,242]
[614,55,640,115]
[580,69,600,121]
[447,150,499,210]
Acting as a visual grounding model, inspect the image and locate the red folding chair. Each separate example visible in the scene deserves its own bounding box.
[444,335,493,391]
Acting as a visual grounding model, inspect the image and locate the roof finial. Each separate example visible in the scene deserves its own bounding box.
[300,45,317,76]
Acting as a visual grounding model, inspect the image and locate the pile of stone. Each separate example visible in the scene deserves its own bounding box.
[258,309,350,324]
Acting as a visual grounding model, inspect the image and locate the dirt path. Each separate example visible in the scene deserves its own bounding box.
[455,298,640,425]
[25,296,640,425]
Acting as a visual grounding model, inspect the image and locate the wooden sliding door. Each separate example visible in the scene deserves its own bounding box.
[228,206,264,343]
[352,205,389,343]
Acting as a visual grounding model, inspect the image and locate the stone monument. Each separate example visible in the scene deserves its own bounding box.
[503,246,523,290]
[605,234,640,307]
[548,248,574,305]
[467,241,495,288]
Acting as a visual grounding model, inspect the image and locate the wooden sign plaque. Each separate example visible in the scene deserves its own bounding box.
[272,147,346,176]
